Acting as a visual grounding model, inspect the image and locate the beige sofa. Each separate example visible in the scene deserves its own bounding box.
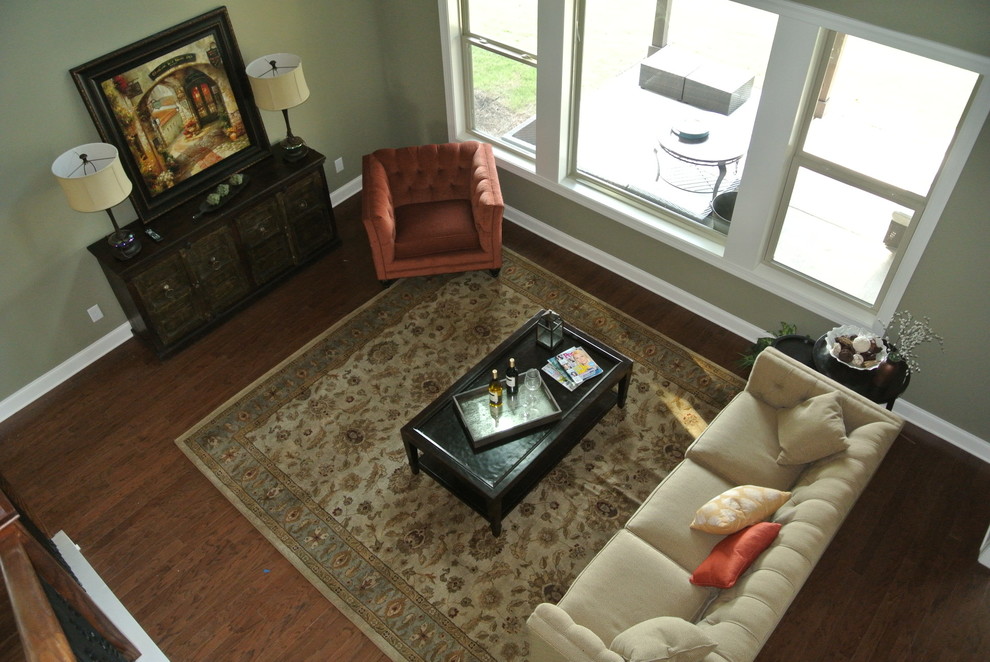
[527,347,904,662]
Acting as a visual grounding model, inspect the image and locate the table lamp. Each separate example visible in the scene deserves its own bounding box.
[52,142,141,260]
[246,53,310,161]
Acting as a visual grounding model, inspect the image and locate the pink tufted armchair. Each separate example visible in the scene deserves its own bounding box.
[361,141,504,286]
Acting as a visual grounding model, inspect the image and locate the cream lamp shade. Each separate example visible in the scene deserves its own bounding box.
[246,53,310,111]
[52,142,132,212]
[245,53,311,161]
[52,142,141,260]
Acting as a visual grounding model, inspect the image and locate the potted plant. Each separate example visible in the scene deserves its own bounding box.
[739,322,807,369]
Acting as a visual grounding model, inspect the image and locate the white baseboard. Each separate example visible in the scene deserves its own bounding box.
[3,199,986,465]
[0,323,133,424]
[330,174,362,206]
[52,531,169,661]
[505,204,990,464]
[504,204,767,343]
[0,178,364,427]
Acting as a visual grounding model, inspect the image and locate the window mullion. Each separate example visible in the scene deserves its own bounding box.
[795,153,927,210]
[723,15,823,269]
[534,0,573,182]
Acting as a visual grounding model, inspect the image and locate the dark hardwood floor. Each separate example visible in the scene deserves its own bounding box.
[1,194,988,661]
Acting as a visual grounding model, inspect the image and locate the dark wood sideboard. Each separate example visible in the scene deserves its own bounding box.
[88,148,340,357]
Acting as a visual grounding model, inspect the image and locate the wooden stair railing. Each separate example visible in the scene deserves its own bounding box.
[0,486,140,662]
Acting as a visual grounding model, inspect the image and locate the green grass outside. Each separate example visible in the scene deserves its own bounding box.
[472,46,537,116]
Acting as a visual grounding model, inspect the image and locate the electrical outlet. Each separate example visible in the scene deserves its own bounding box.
[334,157,344,173]
[87,305,104,323]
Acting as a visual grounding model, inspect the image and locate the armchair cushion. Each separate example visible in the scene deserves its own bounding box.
[393,200,480,259]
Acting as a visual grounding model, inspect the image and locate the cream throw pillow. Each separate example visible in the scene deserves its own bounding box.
[776,392,849,465]
[610,616,717,662]
[690,485,791,534]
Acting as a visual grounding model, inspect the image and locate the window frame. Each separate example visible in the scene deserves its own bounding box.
[438,0,990,329]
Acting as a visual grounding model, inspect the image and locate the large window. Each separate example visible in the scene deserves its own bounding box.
[442,0,988,325]
[575,0,776,228]
[461,0,538,151]
[768,34,979,305]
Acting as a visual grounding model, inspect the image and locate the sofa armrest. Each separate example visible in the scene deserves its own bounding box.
[528,603,625,662]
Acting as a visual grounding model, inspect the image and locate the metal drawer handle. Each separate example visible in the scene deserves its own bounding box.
[298,200,309,210]
[162,283,175,300]
[258,225,267,234]
[210,256,222,271]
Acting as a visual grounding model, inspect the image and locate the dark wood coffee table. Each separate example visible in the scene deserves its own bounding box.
[400,311,633,536]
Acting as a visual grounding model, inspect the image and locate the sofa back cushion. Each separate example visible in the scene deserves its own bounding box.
[685,393,803,490]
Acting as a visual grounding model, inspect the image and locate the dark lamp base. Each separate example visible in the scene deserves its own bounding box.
[280,135,308,162]
[107,230,141,261]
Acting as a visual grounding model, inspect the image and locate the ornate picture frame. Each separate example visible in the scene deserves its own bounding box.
[70,7,270,222]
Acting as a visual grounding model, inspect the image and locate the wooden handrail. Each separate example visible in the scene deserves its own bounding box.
[0,485,140,661]
[0,531,76,661]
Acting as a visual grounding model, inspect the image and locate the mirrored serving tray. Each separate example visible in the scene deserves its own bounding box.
[453,379,562,449]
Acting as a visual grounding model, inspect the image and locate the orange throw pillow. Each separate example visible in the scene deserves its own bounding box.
[689,522,782,589]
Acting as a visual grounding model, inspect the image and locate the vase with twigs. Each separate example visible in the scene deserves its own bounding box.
[881,310,944,374]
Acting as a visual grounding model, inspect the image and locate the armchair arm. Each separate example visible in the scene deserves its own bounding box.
[469,142,504,256]
[362,154,398,272]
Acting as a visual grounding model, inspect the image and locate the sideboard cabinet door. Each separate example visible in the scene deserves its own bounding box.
[131,253,204,348]
[235,197,294,285]
[182,225,252,317]
[283,170,336,263]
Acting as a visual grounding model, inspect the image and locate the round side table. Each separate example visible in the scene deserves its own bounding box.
[811,336,909,411]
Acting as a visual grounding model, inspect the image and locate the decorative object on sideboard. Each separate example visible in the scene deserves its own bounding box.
[52,143,141,260]
[69,7,270,222]
[246,53,310,161]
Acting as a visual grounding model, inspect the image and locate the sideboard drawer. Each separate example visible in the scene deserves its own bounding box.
[236,198,283,247]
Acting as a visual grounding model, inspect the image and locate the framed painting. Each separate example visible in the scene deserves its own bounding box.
[71,6,270,222]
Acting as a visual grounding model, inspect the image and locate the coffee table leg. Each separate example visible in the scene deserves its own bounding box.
[404,440,420,474]
[617,373,631,408]
[488,501,503,537]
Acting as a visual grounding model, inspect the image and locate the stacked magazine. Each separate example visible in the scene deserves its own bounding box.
[542,346,603,391]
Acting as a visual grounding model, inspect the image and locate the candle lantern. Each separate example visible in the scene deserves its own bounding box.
[536,310,564,350]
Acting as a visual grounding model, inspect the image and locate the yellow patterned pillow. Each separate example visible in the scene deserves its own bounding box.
[690,485,792,534]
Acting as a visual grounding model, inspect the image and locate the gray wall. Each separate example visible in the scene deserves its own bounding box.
[0,0,435,403]
[2,0,988,447]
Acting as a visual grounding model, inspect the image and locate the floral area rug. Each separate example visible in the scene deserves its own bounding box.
[176,250,743,661]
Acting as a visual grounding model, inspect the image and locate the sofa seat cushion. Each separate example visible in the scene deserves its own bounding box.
[393,199,480,258]
[625,460,735,570]
[559,529,716,646]
[686,393,803,490]
[610,617,718,662]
